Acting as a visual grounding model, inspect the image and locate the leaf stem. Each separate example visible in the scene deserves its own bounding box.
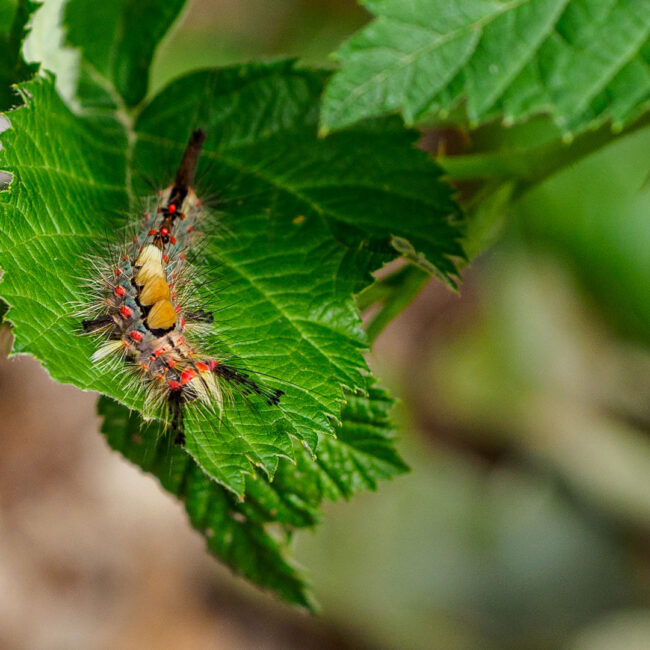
[360,264,430,343]
[440,113,650,193]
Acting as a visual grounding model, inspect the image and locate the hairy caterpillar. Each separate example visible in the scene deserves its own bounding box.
[80,130,283,445]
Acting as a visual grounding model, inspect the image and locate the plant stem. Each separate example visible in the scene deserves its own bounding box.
[356,265,413,311]
[361,265,430,344]
[440,113,650,194]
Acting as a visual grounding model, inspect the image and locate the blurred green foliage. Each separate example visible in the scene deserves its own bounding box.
[151,0,369,92]
[518,127,650,344]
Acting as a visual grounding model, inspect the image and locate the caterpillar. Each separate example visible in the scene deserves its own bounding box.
[80,130,283,445]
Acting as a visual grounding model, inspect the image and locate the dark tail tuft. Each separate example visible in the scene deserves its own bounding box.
[185,309,214,324]
[82,316,113,333]
[169,391,186,446]
[214,364,284,407]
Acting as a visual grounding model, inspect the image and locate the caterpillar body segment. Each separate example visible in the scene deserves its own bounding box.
[81,130,283,443]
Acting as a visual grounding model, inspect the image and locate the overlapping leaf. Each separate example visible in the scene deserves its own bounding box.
[273,378,408,504]
[321,0,650,134]
[99,376,407,607]
[0,4,455,496]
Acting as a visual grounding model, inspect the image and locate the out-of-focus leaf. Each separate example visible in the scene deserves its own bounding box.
[64,0,187,107]
[0,0,39,110]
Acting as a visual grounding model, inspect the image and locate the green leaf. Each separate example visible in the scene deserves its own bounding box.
[321,0,650,135]
[98,376,406,605]
[274,377,409,503]
[0,0,39,111]
[97,395,317,610]
[0,0,418,607]
[134,66,463,284]
[0,59,443,496]
[63,0,462,275]
[64,0,187,107]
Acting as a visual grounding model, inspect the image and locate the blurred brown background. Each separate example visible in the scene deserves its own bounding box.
[3,0,650,648]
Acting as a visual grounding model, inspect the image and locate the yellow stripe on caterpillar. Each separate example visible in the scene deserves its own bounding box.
[139,275,170,306]
[147,299,177,330]
[136,265,164,286]
[135,244,165,285]
[135,244,162,267]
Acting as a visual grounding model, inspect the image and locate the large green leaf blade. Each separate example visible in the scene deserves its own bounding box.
[0,61,442,496]
[1,0,415,605]
[322,0,650,134]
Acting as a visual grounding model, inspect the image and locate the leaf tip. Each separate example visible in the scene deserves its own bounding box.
[298,588,320,614]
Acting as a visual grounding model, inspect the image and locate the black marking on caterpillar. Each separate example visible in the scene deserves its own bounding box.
[80,130,284,445]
